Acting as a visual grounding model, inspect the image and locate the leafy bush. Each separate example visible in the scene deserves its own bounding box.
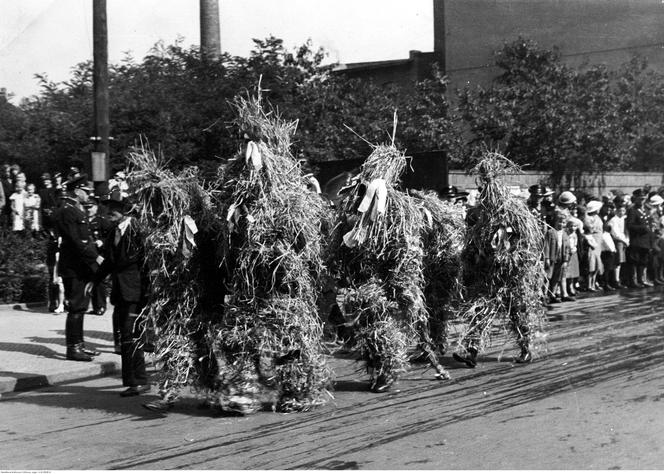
[0,230,48,303]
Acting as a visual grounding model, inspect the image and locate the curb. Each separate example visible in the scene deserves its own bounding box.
[0,360,120,395]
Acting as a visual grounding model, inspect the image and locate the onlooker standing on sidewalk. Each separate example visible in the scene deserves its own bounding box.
[608,198,629,288]
[9,180,27,233]
[564,218,580,297]
[544,211,571,303]
[583,200,605,292]
[53,173,103,362]
[24,183,41,236]
[87,194,113,315]
[1,165,13,228]
[626,189,653,288]
[38,173,58,231]
[92,188,149,396]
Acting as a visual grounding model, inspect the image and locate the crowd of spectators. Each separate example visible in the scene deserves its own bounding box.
[439,181,664,306]
[526,183,664,305]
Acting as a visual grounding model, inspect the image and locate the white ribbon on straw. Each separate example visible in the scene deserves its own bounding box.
[342,178,388,248]
[245,141,263,170]
[181,215,198,258]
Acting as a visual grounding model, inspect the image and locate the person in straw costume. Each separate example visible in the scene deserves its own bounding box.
[452,151,547,368]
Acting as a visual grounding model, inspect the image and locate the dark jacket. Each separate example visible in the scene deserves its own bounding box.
[53,198,100,279]
[1,177,12,214]
[626,206,652,249]
[96,217,146,305]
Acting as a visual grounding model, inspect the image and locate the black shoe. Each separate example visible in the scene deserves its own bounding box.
[120,385,151,397]
[514,351,532,364]
[66,346,92,362]
[143,399,174,413]
[548,296,562,304]
[604,285,616,292]
[453,348,478,368]
[81,345,101,356]
[561,296,575,302]
[370,374,394,393]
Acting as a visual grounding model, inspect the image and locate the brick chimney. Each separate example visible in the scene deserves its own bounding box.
[433,0,446,73]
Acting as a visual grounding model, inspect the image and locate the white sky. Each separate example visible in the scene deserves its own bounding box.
[0,0,433,102]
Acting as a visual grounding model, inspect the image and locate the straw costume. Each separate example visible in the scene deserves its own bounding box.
[211,93,332,413]
[330,135,450,393]
[452,152,547,367]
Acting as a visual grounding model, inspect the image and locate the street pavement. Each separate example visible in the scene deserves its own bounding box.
[0,286,663,469]
[0,303,121,394]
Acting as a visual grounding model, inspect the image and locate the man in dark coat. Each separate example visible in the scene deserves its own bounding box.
[38,173,59,231]
[92,188,149,396]
[1,164,13,228]
[626,189,653,287]
[52,174,103,361]
[87,194,113,316]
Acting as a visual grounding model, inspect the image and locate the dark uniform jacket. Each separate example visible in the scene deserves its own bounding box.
[626,206,652,250]
[53,197,100,280]
[89,213,113,248]
[96,217,146,305]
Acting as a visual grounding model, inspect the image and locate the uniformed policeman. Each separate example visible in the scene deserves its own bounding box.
[53,174,103,362]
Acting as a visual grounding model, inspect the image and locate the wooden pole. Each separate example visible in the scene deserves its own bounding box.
[92,0,110,190]
[200,0,221,61]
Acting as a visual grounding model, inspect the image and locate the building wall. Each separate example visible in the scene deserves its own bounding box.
[440,0,664,90]
[449,170,664,196]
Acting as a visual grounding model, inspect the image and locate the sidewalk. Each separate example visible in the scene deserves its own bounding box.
[0,303,121,394]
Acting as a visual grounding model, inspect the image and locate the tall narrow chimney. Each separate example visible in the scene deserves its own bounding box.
[433,0,446,73]
[200,0,221,61]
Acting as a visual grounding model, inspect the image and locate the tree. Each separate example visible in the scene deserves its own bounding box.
[458,38,634,183]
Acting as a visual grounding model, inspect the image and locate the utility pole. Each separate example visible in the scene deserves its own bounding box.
[92,0,110,191]
[200,0,221,61]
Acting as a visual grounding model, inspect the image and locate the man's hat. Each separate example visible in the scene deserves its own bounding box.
[632,188,645,199]
[586,200,603,214]
[439,185,469,199]
[528,184,553,197]
[64,172,90,190]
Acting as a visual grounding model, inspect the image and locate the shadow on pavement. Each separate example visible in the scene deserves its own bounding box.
[0,342,66,360]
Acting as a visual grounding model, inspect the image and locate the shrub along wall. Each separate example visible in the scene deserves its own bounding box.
[0,231,48,303]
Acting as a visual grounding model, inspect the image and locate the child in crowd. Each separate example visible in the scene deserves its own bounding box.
[564,218,580,298]
[544,211,571,303]
[608,199,629,288]
[9,180,27,232]
[23,183,41,236]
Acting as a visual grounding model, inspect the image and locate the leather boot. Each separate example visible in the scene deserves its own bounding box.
[67,343,93,362]
[453,347,478,368]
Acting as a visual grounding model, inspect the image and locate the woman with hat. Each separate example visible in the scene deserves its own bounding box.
[608,198,629,288]
[582,200,605,292]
